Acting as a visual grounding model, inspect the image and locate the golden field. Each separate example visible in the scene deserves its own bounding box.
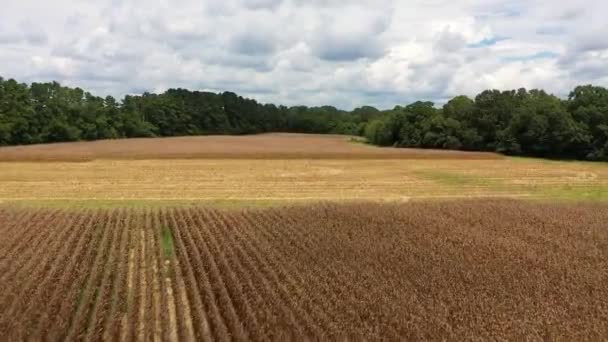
[0,150,607,207]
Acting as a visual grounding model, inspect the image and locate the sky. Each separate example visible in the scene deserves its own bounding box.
[1,0,607,109]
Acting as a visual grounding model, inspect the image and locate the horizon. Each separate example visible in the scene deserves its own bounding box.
[1,1,607,110]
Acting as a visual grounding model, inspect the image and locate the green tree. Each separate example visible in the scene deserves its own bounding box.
[364,119,393,146]
[497,90,591,158]
[567,85,608,160]
[45,120,81,142]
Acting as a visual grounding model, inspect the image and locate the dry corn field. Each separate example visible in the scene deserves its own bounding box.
[1,200,607,340]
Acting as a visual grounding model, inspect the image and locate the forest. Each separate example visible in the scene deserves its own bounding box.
[1,76,607,161]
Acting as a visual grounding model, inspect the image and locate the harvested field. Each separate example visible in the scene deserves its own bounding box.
[1,133,605,207]
[1,200,607,340]
[1,158,607,207]
[0,133,501,162]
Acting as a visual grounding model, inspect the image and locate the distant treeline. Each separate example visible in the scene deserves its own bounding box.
[1,76,607,160]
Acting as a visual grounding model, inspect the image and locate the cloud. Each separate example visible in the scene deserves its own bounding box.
[309,4,391,62]
[243,0,283,10]
[501,51,559,63]
[536,26,566,36]
[435,29,468,52]
[0,0,607,109]
[467,36,509,48]
[228,31,277,56]
[572,33,608,53]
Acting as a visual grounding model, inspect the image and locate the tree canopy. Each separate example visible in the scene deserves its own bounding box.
[364,87,608,161]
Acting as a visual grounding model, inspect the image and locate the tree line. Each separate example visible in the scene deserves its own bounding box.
[1,76,607,160]
[364,87,608,161]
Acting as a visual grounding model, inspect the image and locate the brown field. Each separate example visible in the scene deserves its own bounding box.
[0,200,607,340]
[0,133,502,162]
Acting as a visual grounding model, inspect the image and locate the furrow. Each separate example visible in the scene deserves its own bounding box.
[0,209,55,261]
[220,209,325,338]
[179,208,231,341]
[198,209,274,340]
[139,210,155,341]
[161,208,196,341]
[82,208,126,341]
[265,207,400,339]
[136,210,151,342]
[102,209,134,341]
[228,210,337,335]
[121,210,143,342]
[188,209,254,340]
[0,210,80,337]
[240,209,345,326]
[148,209,163,342]
[183,208,242,341]
[186,207,247,340]
[0,208,37,251]
[267,207,378,334]
[151,209,176,342]
[23,209,99,338]
[168,207,213,342]
[195,208,268,339]
[63,209,119,341]
[191,208,305,339]
[45,210,107,339]
[0,209,63,279]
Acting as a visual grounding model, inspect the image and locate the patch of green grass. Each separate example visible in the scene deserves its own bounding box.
[506,156,607,167]
[414,170,498,187]
[161,226,175,259]
[533,185,608,202]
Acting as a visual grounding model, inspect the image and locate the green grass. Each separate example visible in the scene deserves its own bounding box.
[161,226,175,259]
[2,189,607,210]
[506,156,607,166]
[534,185,608,202]
[414,170,498,187]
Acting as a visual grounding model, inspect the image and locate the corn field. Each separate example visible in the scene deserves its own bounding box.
[1,200,607,340]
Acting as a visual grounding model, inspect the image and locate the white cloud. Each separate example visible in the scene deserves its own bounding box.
[0,0,607,109]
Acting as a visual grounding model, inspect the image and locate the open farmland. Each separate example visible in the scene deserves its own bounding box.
[0,133,503,162]
[0,200,607,340]
[0,134,607,207]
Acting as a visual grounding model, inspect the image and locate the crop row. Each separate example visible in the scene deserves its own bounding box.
[0,200,607,340]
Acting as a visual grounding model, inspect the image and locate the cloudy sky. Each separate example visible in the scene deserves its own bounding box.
[1,0,607,109]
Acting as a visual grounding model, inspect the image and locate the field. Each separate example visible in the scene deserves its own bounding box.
[1,200,607,340]
[0,134,607,207]
[1,133,607,339]
[0,133,502,162]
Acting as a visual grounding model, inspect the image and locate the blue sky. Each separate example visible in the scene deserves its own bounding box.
[1,0,607,109]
